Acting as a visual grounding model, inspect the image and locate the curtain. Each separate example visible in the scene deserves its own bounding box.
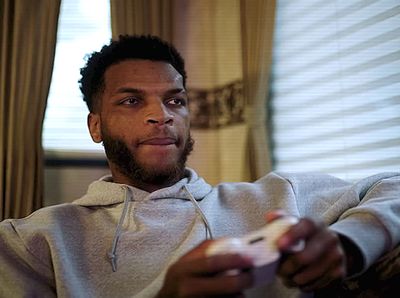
[110,0,275,184]
[0,0,60,220]
[110,0,173,41]
[240,0,275,180]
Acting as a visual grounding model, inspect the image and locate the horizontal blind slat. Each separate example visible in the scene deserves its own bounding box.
[274,50,400,98]
[274,27,400,80]
[275,3,400,59]
[271,0,400,180]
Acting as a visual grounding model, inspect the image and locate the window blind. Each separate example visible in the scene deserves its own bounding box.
[270,0,400,180]
[42,0,111,156]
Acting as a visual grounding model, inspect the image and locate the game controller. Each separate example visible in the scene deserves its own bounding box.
[206,216,304,286]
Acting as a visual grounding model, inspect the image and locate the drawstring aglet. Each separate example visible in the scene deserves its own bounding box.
[108,252,117,272]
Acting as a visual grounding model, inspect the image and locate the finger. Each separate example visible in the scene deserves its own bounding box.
[292,244,345,288]
[298,260,346,292]
[280,275,298,289]
[280,254,344,290]
[177,270,253,296]
[180,239,215,262]
[277,218,323,252]
[265,209,288,223]
[279,229,346,291]
[177,253,254,276]
[278,223,333,277]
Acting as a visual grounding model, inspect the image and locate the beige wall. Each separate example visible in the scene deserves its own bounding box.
[174,0,242,88]
[44,167,110,206]
[188,124,248,185]
[174,0,250,183]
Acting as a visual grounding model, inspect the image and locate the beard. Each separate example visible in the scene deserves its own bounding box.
[101,129,194,187]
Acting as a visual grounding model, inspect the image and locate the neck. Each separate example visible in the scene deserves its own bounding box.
[109,164,183,193]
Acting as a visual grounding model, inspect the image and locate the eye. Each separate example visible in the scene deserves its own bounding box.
[166,98,186,106]
[120,97,140,105]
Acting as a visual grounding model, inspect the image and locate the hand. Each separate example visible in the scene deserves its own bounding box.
[156,240,254,298]
[266,211,347,292]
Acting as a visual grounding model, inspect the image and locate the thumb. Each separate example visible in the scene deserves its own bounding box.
[264,209,289,223]
[180,239,214,261]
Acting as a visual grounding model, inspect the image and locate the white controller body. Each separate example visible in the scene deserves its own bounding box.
[206,216,304,286]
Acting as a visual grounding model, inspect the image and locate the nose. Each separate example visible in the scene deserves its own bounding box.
[145,102,174,126]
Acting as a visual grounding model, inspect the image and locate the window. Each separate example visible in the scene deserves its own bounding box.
[270,0,400,180]
[42,0,111,157]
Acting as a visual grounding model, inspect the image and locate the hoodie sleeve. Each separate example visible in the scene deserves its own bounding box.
[328,174,400,273]
[279,172,400,275]
[0,220,56,297]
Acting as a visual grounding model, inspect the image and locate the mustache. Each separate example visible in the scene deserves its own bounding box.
[137,127,179,144]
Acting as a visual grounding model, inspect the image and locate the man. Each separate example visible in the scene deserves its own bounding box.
[0,35,399,298]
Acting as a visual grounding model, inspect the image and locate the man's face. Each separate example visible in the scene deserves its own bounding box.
[88,59,192,189]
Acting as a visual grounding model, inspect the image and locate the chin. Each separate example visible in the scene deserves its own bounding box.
[142,159,179,172]
[101,132,192,185]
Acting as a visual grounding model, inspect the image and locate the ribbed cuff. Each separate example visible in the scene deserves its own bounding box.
[329,213,389,277]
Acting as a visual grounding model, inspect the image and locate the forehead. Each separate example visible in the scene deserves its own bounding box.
[103,59,183,91]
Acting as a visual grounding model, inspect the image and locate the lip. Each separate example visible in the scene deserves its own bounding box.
[139,137,177,146]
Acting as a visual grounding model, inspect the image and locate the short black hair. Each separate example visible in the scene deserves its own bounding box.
[79,35,187,112]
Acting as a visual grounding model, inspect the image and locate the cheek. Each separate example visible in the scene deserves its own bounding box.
[107,113,136,129]
[101,117,138,142]
[177,110,190,129]
[177,118,190,141]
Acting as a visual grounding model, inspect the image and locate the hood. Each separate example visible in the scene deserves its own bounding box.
[72,168,213,207]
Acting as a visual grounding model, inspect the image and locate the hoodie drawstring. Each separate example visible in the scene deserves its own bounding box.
[108,187,131,272]
[108,185,212,272]
[182,185,214,240]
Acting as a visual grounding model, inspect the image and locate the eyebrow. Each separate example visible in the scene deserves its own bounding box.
[115,87,144,95]
[164,88,187,96]
[115,87,186,97]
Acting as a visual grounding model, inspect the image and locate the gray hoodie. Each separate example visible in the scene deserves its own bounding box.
[0,169,399,298]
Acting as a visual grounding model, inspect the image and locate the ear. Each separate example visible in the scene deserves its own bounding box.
[88,113,102,143]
